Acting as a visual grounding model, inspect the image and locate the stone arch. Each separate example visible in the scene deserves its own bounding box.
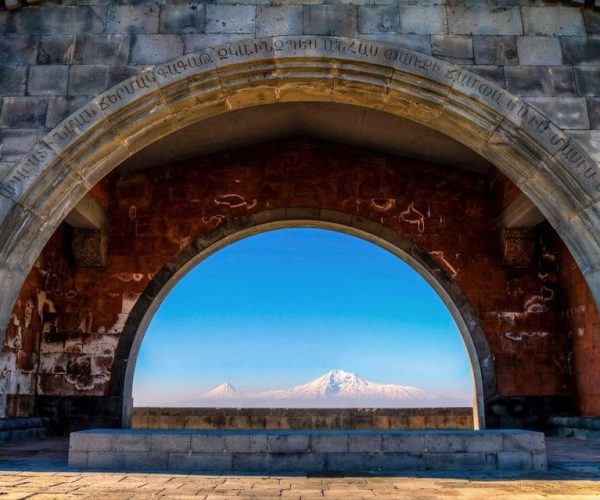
[111,209,496,430]
[0,35,599,390]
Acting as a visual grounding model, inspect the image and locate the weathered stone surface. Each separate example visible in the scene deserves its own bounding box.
[505,66,553,97]
[2,7,107,35]
[0,66,26,96]
[0,129,40,164]
[525,97,590,130]
[0,36,38,64]
[303,5,357,37]
[257,6,302,38]
[431,35,473,64]
[447,7,522,35]
[522,7,585,36]
[36,35,83,65]
[587,98,600,128]
[27,65,68,96]
[517,37,563,65]
[68,65,109,96]
[561,37,600,65]
[129,34,184,64]
[205,5,255,35]
[358,6,399,35]
[398,6,447,35]
[473,35,518,65]
[584,10,600,35]
[82,35,130,65]
[574,67,600,97]
[0,97,46,128]
[159,5,205,34]
[107,5,159,35]
[71,229,108,268]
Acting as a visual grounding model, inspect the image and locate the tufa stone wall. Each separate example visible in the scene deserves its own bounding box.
[2,139,596,430]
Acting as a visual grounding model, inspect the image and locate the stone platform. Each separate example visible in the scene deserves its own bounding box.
[68,429,547,473]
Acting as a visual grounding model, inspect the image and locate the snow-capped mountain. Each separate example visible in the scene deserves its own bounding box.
[184,370,436,407]
[202,382,243,399]
[261,369,428,401]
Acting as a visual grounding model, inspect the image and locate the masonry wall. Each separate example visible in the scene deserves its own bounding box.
[1,0,600,427]
[1,138,593,429]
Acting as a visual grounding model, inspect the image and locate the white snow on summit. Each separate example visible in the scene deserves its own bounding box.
[184,369,441,407]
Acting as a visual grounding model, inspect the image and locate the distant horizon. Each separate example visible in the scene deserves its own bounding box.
[133,228,474,407]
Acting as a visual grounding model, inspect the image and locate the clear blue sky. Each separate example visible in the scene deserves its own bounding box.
[133,228,473,406]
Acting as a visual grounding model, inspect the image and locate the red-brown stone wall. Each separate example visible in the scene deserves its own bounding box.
[2,139,597,419]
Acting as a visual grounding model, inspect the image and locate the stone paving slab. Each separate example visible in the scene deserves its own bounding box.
[0,437,598,498]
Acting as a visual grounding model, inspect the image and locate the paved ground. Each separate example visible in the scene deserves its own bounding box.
[0,437,598,498]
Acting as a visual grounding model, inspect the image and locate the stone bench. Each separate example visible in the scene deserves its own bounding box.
[548,416,600,442]
[69,429,546,473]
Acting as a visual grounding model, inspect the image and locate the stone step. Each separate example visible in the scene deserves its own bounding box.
[548,416,600,441]
[0,418,46,432]
[0,427,47,444]
[69,429,547,473]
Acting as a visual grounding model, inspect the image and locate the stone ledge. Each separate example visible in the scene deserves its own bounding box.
[69,429,547,473]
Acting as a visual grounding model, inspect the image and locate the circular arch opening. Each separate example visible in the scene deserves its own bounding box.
[113,210,497,430]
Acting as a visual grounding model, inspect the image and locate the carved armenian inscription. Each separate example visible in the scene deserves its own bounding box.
[1,36,599,201]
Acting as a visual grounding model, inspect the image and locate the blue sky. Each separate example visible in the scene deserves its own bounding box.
[133,228,473,406]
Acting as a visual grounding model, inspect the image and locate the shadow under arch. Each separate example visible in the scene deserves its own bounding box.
[111,209,497,430]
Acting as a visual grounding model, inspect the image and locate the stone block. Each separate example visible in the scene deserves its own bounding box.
[111,433,152,453]
[447,7,522,35]
[4,6,107,35]
[502,431,545,453]
[303,5,357,37]
[468,66,505,87]
[0,97,47,128]
[0,36,38,64]
[522,7,585,36]
[563,130,600,161]
[505,66,553,97]
[532,452,547,471]
[36,35,83,65]
[168,453,234,472]
[267,452,324,472]
[231,452,268,471]
[224,434,267,453]
[497,451,533,470]
[358,6,399,35]
[82,35,130,65]
[525,97,590,129]
[561,37,600,65]
[551,66,577,96]
[148,433,190,453]
[107,5,159,34]
[359,34,431,54]
[205,5,255,35]
[575,67,600,97]
[191,433,225,452]
[68,451,88,467]
[348,434,382,452]
[382,433,424,452]
[69,431,112,452]
[129,34,183,64]
[310,434,348,452]
[85,452,125,469]
[427,452,494,471]
[398,6,447,35]
[517,36,562,65]
[108,65,143,87]
[431,35,473,64]
[122,452,169,470]
[463,433,503,452]
[0,129,40,163]
[584,11,600,35]
[0,65,26,95]
[27,65,68,96]
[473,35,518,65]
[267,434,310,453]
[68,65,109,96]
[256,6,302,38]
[159,5,205,34]
[422,433,465,453]
[182,33,248,54]
[587,98,600,128]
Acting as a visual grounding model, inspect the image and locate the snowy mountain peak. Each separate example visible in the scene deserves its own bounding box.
[203,382,242,398]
